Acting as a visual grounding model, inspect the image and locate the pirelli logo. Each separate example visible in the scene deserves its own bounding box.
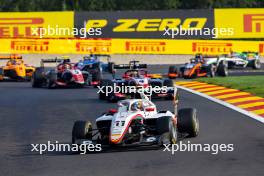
[0,18,43,38]
[244,14,264,33]
[76,41,111,53]
[11,40,49,52]
[192,42,233,54]
[125,41,166,52]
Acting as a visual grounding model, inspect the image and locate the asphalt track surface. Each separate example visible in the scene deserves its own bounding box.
[0,66,264,176]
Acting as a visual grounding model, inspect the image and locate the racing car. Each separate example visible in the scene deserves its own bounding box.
[0,55,35,81]
[32,58,88,88]
[72,93,199,148]
[226,52,261,69]
[98,61,175,102]
[168,54,228,79]
[75,54,115,86]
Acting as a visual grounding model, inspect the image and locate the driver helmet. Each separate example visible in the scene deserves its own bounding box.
[131,101,142,111]
[64,64,71,70]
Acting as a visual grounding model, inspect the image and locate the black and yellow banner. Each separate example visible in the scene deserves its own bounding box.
[74,10,214,39]
[0,9,264,54]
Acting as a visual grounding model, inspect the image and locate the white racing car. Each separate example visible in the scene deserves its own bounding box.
[72,92,199,149]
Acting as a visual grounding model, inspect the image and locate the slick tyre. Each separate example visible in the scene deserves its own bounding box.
[108,62,115,74]
[217,61,228,77]
[157,116,178,145]
[72,121,93,144]
[168,66,178,79]
[32,67,45,88]
[178,108,199,137]
[163,79,174,87]
[252,59,261,69]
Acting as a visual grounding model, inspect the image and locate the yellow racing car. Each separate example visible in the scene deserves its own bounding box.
[0,55,35,81]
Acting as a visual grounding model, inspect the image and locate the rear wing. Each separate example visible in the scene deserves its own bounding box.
[242,51,259,55]
[114,60,147,69]
[40,58,71,67]
[83,54,111,62]
[0,55,22,60]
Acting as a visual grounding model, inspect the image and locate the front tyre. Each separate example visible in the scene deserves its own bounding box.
[178,108,199,137]
[72,121,93,144]
[156,116,178,145]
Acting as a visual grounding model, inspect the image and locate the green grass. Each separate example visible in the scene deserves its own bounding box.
[196,76,264,98]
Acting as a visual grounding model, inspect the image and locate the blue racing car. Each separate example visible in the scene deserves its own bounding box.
[75,54,115,86]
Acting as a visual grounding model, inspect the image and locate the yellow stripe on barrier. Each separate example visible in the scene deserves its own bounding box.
[239,102,264,109]
[175,81,196,85]
[198,87,225,92]
[252,109,264,115]
[191,84,218,89]
[226,97,263,104]
[205,89,238,95]
[215,92,250,99]
[183,83,208,88]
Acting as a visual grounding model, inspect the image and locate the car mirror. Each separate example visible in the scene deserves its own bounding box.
[145,107,155,112]
[108,109,118,114]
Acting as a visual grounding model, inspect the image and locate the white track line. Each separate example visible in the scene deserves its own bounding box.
[177,85,264,124]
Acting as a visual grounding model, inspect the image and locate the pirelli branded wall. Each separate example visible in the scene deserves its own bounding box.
[0,12,74,38]
[215,9,264,38]
[0,9,264,55]
[1,38,264,55]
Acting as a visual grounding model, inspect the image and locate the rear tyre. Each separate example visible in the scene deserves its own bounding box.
[178,108,199,137]
[163,79,174,100]
[156,116,178,145]
[32,67,45,88]
[108,62,115,74]
[92,69,102,81]
[46,70,57,89]
[252,59,261,69]
[72,121,93,144]
[207,65,216,77]
[163,79,174,87]
[217,61,228,77]
[0,68,4,81]
[168,66,178,79]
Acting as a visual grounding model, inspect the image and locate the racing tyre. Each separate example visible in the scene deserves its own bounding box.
[179,67,185,77]
[47,71,57,89]
[168,66,178,79]
[0,68,3,81]
[108,62,115,74]
[163,79,174,100]
[252,59,261,69]
[92,69,102,86]
[32,67,45,88]
[163,79,174,87]
[156,116,178,145]
[207,65,216,77]
[72,121,93,144]
[217,61,228,77]
[178,108,199,137]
